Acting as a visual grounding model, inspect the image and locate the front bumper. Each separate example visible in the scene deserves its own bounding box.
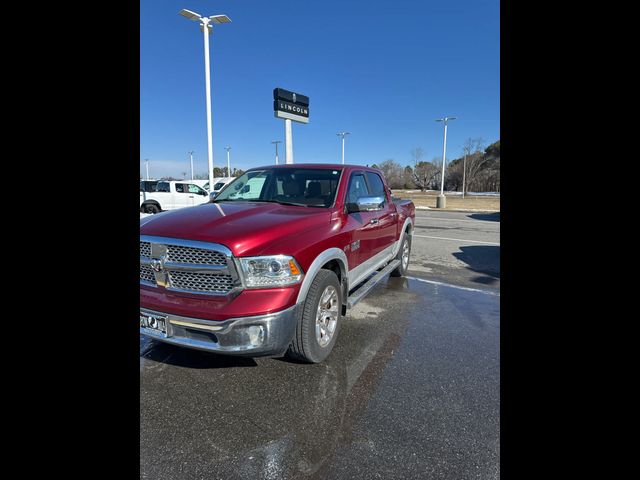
[139,303,301,357]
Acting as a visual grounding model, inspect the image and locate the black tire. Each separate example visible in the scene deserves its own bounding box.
[144,204,160,214]
[390,233,411,277]
[287,269,343,364]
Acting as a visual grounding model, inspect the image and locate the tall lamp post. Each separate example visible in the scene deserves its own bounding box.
[224,146,231,176]
[271,140,282,165]
[179,9,231,196]
[435,116,457,208]
[462,146,469,199]
[145,159,150,180]
[336,132,350,164]
[188,150,194,180]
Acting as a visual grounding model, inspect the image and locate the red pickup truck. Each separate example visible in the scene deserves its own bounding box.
[140,164,415,363]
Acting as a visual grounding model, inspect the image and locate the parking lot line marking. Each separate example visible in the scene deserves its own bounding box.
[413,234,500,246]
[406,276,500,296]
[415,215,500,224]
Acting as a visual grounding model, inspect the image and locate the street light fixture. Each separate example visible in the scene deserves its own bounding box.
[179,9,231,197]
[435,116,457,208]
[336,132,350,164]
[271,140,282,165]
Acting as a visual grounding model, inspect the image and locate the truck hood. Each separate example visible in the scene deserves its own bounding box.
[140,202,331,257]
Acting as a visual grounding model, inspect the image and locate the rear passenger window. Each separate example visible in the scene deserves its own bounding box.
[365,172,386,204]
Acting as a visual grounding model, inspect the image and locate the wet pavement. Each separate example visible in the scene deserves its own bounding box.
[409,211,500,291]
[140,276,500,479]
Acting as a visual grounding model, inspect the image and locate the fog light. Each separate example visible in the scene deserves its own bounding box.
[247,325,265,346]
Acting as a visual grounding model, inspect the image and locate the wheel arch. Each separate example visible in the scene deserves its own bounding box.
[295,248,349,308]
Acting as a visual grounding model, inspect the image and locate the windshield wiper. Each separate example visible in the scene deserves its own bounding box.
[261,199,310,207]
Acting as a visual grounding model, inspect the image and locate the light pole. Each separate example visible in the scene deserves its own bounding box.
[271,140,282,165]
[188,150,194,180]
[145,159,150,180]
[336,132,350,164]
[225,146,231,176]
[435,116,457,208]
[179,9,231,196]
[462,146,469,199]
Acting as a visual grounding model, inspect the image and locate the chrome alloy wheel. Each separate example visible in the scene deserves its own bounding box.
[402,238,410,270]
[315,285,339,347]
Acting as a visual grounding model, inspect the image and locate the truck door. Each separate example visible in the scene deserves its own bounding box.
[344,171,379,270]
[365,171,398,255]
[185,183,209,206]
[155,181,173,210]
[173,183,194,208]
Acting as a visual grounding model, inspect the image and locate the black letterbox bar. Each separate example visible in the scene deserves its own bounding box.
[273,88,309,106]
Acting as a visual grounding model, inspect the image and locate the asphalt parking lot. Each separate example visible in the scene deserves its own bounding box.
[140,210,500,479]
[408,210,500,291]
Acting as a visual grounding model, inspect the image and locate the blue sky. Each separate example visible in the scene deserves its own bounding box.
[140,0,499,178]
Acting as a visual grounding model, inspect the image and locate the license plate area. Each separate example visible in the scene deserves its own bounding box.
[140,312,169,338]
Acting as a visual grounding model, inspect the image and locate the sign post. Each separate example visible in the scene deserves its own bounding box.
[273,88,310,164]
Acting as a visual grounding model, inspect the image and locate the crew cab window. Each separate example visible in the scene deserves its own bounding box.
[140,181,158,192]
[347,173,370,204]
[187,184,206,195]
[157,182,170,193]
[213,182,226,191]
[175,183,185,193]
[365,172,387,205]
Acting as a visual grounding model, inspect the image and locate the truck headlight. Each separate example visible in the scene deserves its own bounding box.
[238,255,303,288]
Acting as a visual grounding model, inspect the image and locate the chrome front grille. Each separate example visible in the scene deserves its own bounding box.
[140,264,156,284]
[168,271,235,293]
[166,245,226,265]
[139,235,241,296]
[140,241,151,258]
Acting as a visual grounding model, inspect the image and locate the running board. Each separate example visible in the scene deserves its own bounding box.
[347,259,401,309]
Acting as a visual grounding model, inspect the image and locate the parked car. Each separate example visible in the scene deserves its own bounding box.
[140,164,415,363]
[139,180,209,214]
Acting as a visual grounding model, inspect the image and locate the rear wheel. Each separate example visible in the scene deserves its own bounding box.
[390,233,411,277]
[144,204,160,214]
[287,269,342,363]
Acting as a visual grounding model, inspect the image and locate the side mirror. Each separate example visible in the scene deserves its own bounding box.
[354,196,385,212]
[209,192,218,202]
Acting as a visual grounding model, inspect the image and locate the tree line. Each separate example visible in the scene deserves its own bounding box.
[372,138,500,193]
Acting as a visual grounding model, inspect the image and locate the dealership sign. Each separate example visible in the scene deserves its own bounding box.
[274,88,309,124]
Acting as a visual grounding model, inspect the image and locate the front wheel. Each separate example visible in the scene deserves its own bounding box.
[287,269,342,363]
[144,204,160,214]
[390,233,411,277]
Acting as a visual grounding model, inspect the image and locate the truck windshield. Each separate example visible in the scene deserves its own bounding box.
[214,168,343,207]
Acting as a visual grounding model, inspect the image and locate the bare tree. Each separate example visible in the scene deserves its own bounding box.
[461,137,490,193]
[410,147,425,167]
[377,159,404,189]
[412,159,440,191]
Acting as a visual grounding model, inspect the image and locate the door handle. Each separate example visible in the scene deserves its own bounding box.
[370,218,379,225]
[189,195,194,198]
